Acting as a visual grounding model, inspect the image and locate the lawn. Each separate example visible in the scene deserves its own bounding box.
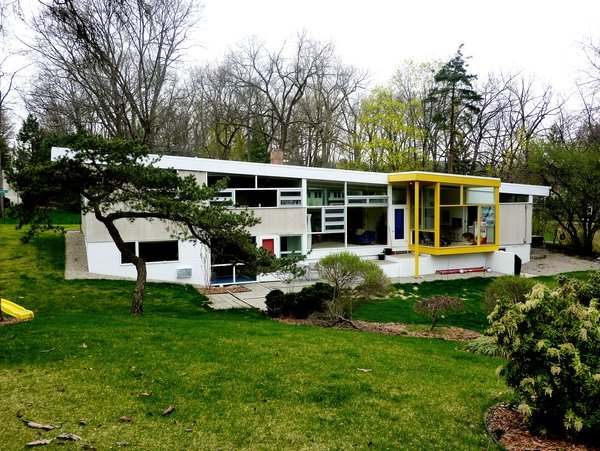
[0,225,508,449]
[354,271,596,332]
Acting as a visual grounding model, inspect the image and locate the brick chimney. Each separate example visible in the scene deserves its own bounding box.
[270,148,284,165]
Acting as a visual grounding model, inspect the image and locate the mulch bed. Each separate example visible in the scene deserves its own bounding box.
[486,404,598,451]
[199,286,251,295]
[278,318,481,342]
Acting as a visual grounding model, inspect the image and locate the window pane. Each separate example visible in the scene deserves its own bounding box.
[281,236,301,253]
[257,176,301,188]
[440,185,461,205]
[120,242,136,264]
[307,181,344,206]
[392,187,406,204]
[480,206,496,244]
[499,193,529,203]
[235,189,277,207]
[347,183,386,196]
[308,208,322,232]
[208,173,255,188]
[465,186,494,204]
[420,185,435,230]
[138,241,178,263]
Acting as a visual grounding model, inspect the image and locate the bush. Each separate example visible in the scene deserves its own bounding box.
[317,252,390,319]
[265,289,286,318]
[414,295,464,330]
[264,283,334,319]
[484,275,535,314]
[488,282,600,441]
[558,271,600,306]
[464,335,507,358]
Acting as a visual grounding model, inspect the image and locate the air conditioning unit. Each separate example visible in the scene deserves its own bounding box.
[176,267,192,279]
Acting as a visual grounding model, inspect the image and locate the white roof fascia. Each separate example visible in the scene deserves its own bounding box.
[51,147,389,185]
[500,182,550,197]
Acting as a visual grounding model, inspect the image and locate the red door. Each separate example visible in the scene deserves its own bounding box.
[261,238,275,255]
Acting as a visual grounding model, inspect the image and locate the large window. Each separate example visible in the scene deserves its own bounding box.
[121,241,179,264]
[280,235,302,255]
[307,181,344,206]
[347,207,387,246]
[139,241,179,262]
[235,190,277,208]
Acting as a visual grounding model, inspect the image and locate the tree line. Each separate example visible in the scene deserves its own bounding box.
[0,0,571,181]
[1,0,600,254]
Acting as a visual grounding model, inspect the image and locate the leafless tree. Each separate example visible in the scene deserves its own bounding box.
[28,0,199,149]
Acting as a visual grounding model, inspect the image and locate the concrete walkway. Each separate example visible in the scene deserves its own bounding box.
[201,280,315,311]
[522,248,600,276]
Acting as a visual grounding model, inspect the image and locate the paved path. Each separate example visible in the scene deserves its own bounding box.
[522,248,600,276]
[201,281,314,311]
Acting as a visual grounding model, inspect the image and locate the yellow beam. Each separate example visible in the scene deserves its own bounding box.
[414,181,420,277]
[409,243,500,256]
[388,171,501,187]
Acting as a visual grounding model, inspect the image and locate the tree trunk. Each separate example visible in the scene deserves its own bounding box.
[94,207,147,315]
[131,256,146,315]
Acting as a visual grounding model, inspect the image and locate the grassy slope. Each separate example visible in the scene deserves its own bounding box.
[0,225,506,449]
[354,272,596,332]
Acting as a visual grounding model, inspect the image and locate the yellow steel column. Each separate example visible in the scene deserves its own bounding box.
[434,182,440,248]
[414,181,420,277]
[494,186,500,245]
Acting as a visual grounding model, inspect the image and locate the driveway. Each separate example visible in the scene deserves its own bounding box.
[522,248,600,276]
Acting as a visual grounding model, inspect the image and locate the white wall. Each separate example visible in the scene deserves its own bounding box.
[86,239,209,285]
[500,204,532,245]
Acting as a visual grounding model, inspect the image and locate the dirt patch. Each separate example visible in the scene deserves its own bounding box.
[0,317,24,327]
[278,318,481,341]
[486,404,598,451]
[199,286,251,295]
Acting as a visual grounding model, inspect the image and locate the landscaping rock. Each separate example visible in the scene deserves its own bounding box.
[56,433,81,441]
[26,439,52,447]
[162,405,176,416]
[24,421,59,431]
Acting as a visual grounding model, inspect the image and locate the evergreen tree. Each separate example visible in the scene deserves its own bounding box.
[247,120,269,163]
[426,45,481,173]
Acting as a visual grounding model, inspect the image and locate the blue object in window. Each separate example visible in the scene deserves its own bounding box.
[394,209,404,240]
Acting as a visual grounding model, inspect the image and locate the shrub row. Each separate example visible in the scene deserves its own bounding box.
[265,282,334,319]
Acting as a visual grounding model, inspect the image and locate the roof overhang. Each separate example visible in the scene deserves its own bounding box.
[499,182,550,197]
[388,171,501,187]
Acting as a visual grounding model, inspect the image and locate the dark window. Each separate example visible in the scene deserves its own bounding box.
[257,176,301,188]
[281,236,302,254]
[235,189,277,207]
[120,242,136,264]
[208,173,255,188]
[500,193,529,203]
[138,241,179,263]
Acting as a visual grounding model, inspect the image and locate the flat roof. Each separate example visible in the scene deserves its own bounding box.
[50,147,549,196]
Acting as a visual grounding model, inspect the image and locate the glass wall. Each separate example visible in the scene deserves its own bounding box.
[411,182,497,249]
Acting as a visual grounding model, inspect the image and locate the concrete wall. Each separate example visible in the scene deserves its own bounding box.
[86,239,209,285]
[246,208,306,236]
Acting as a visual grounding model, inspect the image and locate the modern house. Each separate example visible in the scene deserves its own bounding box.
[51,147,549,286]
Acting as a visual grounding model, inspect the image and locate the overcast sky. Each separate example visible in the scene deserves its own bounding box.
[3,0,600,123]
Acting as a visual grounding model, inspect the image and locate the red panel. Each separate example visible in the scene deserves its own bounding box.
[261,238,275,255]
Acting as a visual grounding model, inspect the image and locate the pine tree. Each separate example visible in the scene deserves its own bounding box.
[426,45,481,173]
[247,120,269,163]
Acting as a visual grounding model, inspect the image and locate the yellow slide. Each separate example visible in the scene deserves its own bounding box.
[1,298,34,321]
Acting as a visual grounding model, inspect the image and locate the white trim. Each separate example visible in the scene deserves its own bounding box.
[500,182,549,197]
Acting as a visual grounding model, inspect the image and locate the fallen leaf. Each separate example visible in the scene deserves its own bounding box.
[185,427,193,432]
[26,439,52,447]
[357,368,372,373]
[80,343,88,349]
[116,440,129,447]
[161,405,175,416]
[24,421,58,431]
[137,391,151,397]
[119,416,132,423]
[56,433,81,441]
[79,419,87,426]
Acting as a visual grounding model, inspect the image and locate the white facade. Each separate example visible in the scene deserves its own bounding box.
[51,148,549,285]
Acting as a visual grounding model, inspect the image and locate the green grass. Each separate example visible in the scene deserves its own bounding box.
[354,272,597,332]
[0,225,508,449]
